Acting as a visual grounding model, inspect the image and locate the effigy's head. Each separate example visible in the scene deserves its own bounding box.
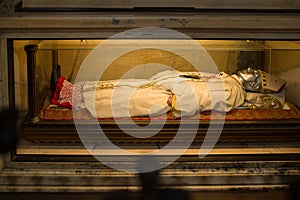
[238,67,286,93]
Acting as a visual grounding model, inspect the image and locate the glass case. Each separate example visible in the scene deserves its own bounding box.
[12,39,300,117]
[10,38,300,145]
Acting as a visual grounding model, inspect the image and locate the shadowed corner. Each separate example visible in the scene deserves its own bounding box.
[137,156,190,200]
[288,181,300,200]
[0,108,19,153]
[106,156,190,200]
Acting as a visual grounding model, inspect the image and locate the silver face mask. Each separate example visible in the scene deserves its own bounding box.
[237,67,286,93]
[238,67,262,92]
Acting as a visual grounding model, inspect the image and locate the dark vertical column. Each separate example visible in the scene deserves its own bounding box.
[7,40,15,111]
[24,45,39,123]
[52,49,58,71]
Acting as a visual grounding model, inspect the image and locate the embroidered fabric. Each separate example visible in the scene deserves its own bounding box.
[51,70,246,118]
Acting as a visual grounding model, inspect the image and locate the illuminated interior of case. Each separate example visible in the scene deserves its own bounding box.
[13,39,300,116]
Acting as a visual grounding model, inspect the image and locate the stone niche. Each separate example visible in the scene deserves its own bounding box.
[0,0,300,197]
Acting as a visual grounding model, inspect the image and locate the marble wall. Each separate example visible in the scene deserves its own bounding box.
[0,0,19,110]
[0,0,20,16]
